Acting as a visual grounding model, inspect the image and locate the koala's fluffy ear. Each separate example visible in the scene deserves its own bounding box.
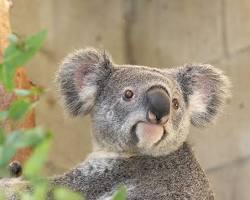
[175,64,231,127]
[56,48,113,116]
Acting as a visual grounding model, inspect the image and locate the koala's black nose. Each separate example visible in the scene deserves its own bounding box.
[146,87,170,124]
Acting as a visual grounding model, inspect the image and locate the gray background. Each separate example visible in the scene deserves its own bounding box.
[10,0,250,199]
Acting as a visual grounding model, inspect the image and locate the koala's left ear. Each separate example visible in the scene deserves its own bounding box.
[56,48,113,116]
[174,64,231,127]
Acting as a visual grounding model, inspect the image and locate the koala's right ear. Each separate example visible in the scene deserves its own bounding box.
[56,48,113,116]
[173,64,231,127]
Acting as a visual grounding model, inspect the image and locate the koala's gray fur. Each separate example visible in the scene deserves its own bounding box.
[52,143,214,200]
[0,48,230,199]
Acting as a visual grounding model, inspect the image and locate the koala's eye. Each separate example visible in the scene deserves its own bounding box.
[123,89,134,101]
[172,98,179,110]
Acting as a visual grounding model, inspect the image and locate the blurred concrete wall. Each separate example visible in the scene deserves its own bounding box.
[10,0,250,199]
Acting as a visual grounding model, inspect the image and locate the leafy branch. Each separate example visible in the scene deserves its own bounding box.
[0,30,127,200]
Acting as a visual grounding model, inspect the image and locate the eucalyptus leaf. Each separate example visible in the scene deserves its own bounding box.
[14,89,32,97]
[0,64,14,90]
[20,192,33,200]
[7,33,19,44]
[31,86,46,95]
[0,111,8,121]
[33,182,48,200]
[5,130,26,147]
[0,190,5,200]
[4,30,47,65]
[0,128,5,145]
[6,128,50,149]
[112,186,127,200]
[24,127,52,143]
[0,128,50,167]
[2,30,47,90]
[0,144,17,167]
[0,131,24,166]
[23,133,52,178]
[0,64,3,83]
[54,187,83,200]
[8,99,30,120]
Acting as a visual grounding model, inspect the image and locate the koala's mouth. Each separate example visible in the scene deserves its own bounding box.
[153,129,167,146]
[133,122,167,148]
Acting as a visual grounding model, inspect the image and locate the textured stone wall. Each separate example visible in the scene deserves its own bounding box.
[10,0,250,199]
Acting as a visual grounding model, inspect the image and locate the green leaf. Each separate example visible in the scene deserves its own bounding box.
[5,128,50,150]
[33,182,48,200]
[23,133,52,178]
[0,63,14,90]
[7,33,19,44]
[54,187,83,200]
[0,131,25,167]
[1,30,47,90]
[20,192,33,200]
[0,128,5,145]
[112,186,127,200]
[0,128,51,167]
[4,30,47,64]
[0,64,3,83]
[0,131,24,168]
[0,190,5,200]
[0,143,17,167]
[22,128,50,146]
[0,160,8,177]
[14,89,32,97]
[31,86,45,95]
[0,111,8,121]
[8,99,30,120]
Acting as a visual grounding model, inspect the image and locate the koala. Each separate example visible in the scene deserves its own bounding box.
[0,48,230,200]
[52,48,230,199]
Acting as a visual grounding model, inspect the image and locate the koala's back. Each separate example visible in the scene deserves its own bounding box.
[52,143,214,200]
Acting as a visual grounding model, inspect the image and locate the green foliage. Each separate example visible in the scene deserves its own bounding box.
[0,30,47,90]
[0,111,8,121]
[23,133,52,178]
[8,99,31,120]
[0,30,57,199]
[14,89,32,97]
[0,30,49,171]
[0,190,4,200]
[0,128,50,169]
[112,186,127,200]
[0,30,127,200]
[0,128,5,145]
[54,187,83,200]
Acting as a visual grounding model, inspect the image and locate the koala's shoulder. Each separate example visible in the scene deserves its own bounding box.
[52,144,213,199]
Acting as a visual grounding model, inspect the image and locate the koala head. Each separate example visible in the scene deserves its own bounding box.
[56,48,230,156]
